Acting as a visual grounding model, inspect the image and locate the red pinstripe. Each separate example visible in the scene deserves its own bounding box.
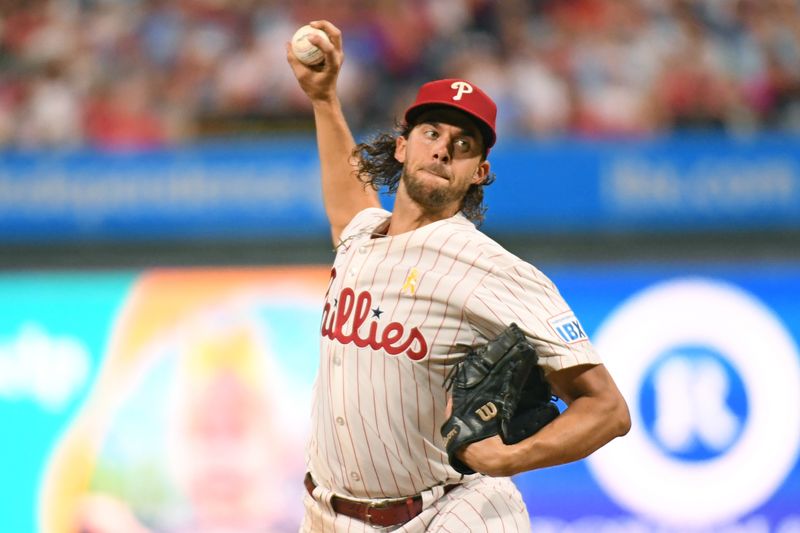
[363,233,402,495]
[325,344,349,485]
[393,223,452,485]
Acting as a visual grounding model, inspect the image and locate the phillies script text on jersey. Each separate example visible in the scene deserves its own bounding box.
[320,268,429,360]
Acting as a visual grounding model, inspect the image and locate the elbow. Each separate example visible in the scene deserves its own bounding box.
[612,396,632,438]
[597,382,631,439]
[594,390,631,440]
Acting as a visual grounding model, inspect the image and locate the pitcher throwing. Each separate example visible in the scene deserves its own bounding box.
[286,20,631,532]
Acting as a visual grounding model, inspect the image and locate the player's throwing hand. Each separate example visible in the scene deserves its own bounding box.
[285,20,343,103]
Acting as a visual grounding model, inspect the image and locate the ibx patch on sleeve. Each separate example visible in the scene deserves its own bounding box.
[548,311,589,344]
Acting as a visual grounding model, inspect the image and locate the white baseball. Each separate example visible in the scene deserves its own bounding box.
[291,24,330,66]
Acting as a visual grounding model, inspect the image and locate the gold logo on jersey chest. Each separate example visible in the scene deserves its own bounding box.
[401,267,420,296]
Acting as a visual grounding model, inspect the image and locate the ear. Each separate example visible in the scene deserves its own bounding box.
[471,160,490,185]
[394,135,407,163]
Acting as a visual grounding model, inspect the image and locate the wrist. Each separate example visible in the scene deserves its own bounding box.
[311,95,341,111]
[503,441,530,476]
[459,436,519,477]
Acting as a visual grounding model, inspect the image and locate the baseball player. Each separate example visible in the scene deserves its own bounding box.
[286,20,631,532]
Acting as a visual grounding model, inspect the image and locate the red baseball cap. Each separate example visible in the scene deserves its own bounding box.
[404,79,497,149]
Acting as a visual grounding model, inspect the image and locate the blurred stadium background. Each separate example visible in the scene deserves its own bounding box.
[1,1,799,532]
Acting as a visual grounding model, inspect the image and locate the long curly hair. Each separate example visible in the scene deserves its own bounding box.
[352,122,496,226]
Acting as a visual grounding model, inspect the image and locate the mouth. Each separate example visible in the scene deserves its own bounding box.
[421,167,450,181]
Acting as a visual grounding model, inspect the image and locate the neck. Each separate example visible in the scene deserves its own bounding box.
[387,188,459,236]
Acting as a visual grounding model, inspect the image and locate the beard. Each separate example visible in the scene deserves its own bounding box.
[401,165,465,210]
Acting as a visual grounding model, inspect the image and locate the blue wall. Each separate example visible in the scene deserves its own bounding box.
[1,135,798,242]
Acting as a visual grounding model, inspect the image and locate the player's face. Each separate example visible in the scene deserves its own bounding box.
[394,109,490,215]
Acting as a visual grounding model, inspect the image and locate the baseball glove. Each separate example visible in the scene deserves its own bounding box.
[440,323,560,475]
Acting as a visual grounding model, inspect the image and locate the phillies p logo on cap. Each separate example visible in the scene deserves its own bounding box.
[404,78,498,149]
[450,81,473,101]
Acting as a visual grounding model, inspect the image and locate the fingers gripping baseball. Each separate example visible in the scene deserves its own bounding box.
[286,20,343,102]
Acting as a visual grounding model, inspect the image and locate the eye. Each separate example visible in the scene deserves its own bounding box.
[423,129,438,139]
[454,138,472,152]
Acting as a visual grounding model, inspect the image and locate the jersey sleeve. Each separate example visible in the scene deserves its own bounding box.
[337,207,391,244]
[464,261,601,373]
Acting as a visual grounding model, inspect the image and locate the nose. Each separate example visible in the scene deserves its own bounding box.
[432,139,451,163]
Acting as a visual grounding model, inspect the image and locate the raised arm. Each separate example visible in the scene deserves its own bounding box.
[285,20,380,245]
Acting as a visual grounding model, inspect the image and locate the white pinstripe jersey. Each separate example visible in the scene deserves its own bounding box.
[308,208,601,500]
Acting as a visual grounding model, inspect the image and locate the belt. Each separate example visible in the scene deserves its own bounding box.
[304,473,459,528]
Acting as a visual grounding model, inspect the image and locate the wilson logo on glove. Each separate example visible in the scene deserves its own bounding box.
[476,402,498,421]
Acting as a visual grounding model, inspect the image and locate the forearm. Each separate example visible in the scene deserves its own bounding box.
[313,99,355,205]
[504,393,630,474]
[312,97,379,242]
